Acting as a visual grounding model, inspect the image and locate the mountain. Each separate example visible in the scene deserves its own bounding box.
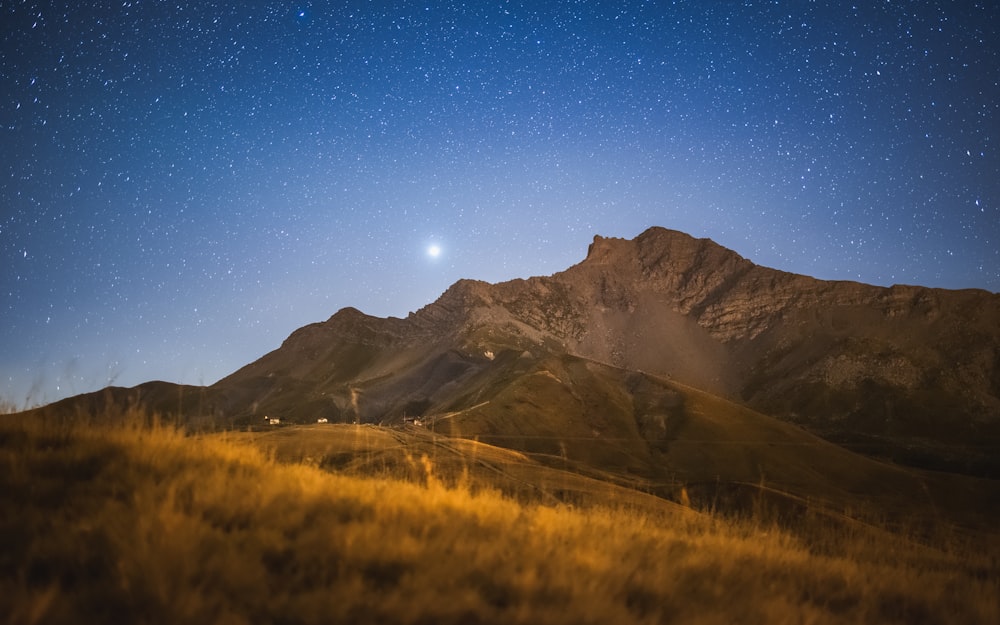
[37,227,1000,478]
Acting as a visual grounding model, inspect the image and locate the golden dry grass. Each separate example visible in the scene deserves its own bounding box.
[1,412,997,625]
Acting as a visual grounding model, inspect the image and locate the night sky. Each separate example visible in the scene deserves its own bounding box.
[3,1,998,407]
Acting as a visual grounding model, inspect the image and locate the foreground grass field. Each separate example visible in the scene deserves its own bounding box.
[2,414,998,624]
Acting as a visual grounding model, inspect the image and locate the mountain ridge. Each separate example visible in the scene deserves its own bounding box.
[31,226,1000,477]
[219,226,1000,474]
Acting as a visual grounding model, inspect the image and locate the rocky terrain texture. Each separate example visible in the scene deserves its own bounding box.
[553,229,1000,472]
[44,227,1000,476]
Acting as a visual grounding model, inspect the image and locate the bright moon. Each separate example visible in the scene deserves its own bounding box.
[427,244,441,258]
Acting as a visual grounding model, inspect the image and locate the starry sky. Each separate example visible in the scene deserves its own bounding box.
[2,1,998,407]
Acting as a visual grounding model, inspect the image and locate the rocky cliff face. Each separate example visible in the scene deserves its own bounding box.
[557,230,1000,463]
[84,226,996,475]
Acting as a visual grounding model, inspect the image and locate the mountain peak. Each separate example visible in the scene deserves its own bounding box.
[327,306,368,322]
[584,233,629,263]
[581,227,746,275]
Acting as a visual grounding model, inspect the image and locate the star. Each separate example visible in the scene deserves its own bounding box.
[1,1,996,406]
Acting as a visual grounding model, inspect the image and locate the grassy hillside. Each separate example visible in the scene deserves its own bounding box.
[432,356,1000,532]
[2,412,998,624]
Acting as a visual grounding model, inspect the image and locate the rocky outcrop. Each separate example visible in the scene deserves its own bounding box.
[521,228,999,471]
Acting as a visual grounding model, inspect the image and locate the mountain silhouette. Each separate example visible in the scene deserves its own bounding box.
[39,227,1000,477]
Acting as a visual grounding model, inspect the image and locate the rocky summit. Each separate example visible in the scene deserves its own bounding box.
[43,227,1000,476]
